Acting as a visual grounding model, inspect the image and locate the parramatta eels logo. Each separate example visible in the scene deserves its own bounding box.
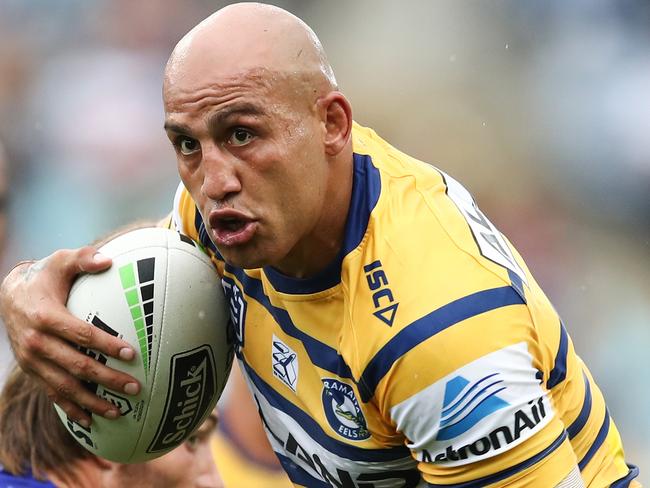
[221,276,246,351]
[322,379,370,441]
[119,258,156,376]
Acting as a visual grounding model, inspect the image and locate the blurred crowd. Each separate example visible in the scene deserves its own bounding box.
[0,0,647,481]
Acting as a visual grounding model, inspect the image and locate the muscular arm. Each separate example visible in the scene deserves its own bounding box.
[0,220,166,426]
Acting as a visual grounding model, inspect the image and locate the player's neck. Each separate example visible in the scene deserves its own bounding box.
[273,151,353,279]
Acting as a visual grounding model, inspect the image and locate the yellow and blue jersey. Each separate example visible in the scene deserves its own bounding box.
[169,123,640,487]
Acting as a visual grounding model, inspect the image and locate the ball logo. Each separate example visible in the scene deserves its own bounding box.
[147,345,217,453]
[119,258,157,375]
[322,379,370,441]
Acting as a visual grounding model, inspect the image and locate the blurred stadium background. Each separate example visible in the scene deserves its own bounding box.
[0,0,647,480]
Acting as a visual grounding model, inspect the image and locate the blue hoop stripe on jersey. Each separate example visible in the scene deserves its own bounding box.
[610,464,640,487]
[425,431,568,488]
[358,286,525,403]
[276,453,331,488]
[567,372,592,439]
[578,409,611,471]
[547,320,569,389]
[241,360,412,462]
[507,268,526,302]
[226,266,355,380]
[263,153,381,295]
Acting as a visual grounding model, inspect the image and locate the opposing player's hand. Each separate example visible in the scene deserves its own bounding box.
[0,247,140,427]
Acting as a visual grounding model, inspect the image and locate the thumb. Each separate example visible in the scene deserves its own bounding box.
[74,246,112,274]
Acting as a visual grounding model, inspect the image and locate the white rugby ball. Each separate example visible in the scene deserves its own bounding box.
[54,227,234,463]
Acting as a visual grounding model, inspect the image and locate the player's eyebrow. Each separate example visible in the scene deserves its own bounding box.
[164,104,265,136]
[163,120,193,134]
[208,103,265,129]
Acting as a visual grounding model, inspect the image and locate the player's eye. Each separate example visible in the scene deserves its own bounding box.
[228,128,254,147]
[178,137,200,156]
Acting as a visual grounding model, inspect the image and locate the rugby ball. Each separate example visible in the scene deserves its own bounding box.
[54,227,234,463]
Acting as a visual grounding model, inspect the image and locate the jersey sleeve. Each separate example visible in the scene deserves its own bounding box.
[349,167,635,486]
[374,300,578,487]
[167,182,225,275]
[347,169,580,486]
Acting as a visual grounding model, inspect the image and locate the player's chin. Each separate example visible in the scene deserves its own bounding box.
[218,245,274,270]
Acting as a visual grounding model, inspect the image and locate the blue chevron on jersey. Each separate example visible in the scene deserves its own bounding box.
[225,265,355,380]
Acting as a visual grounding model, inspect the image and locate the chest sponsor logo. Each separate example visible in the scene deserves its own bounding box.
[222,276,246,350]
[256,396,420,488]
[147,345,217,453]
[272,336,299,392]
[322,379,370,441]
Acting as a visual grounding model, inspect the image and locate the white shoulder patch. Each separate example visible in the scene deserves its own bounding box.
[390,342,552,466]
[443,173,527,285]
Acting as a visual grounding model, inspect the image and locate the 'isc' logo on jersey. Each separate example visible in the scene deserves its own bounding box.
[364,260,399,326]
[322,379,370,441]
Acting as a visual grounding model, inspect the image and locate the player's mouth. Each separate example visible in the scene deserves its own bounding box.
[208,209,257,247]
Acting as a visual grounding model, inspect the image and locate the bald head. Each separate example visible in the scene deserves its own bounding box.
[164,3,336,98]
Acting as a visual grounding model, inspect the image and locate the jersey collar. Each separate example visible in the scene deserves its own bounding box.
[263,152,381,295]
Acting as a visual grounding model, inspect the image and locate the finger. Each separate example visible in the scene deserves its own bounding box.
[46,385,93,428]
[75,246,112,274]
[38,360,122,420]
[42,305,136,362]
[39,333,140,397]
[55,246,112,282]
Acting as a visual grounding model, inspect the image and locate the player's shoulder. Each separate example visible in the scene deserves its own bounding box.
[344,124,540,377]
[352,122,522,286]
[348,122,528,318]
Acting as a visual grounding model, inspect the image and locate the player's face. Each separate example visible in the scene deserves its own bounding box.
[164,69,332,273]
[110,413,223,488]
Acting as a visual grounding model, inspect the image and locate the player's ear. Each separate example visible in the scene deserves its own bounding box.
[318,91,352,156]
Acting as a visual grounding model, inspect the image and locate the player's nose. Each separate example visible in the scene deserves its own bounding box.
[200,145,242,202]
